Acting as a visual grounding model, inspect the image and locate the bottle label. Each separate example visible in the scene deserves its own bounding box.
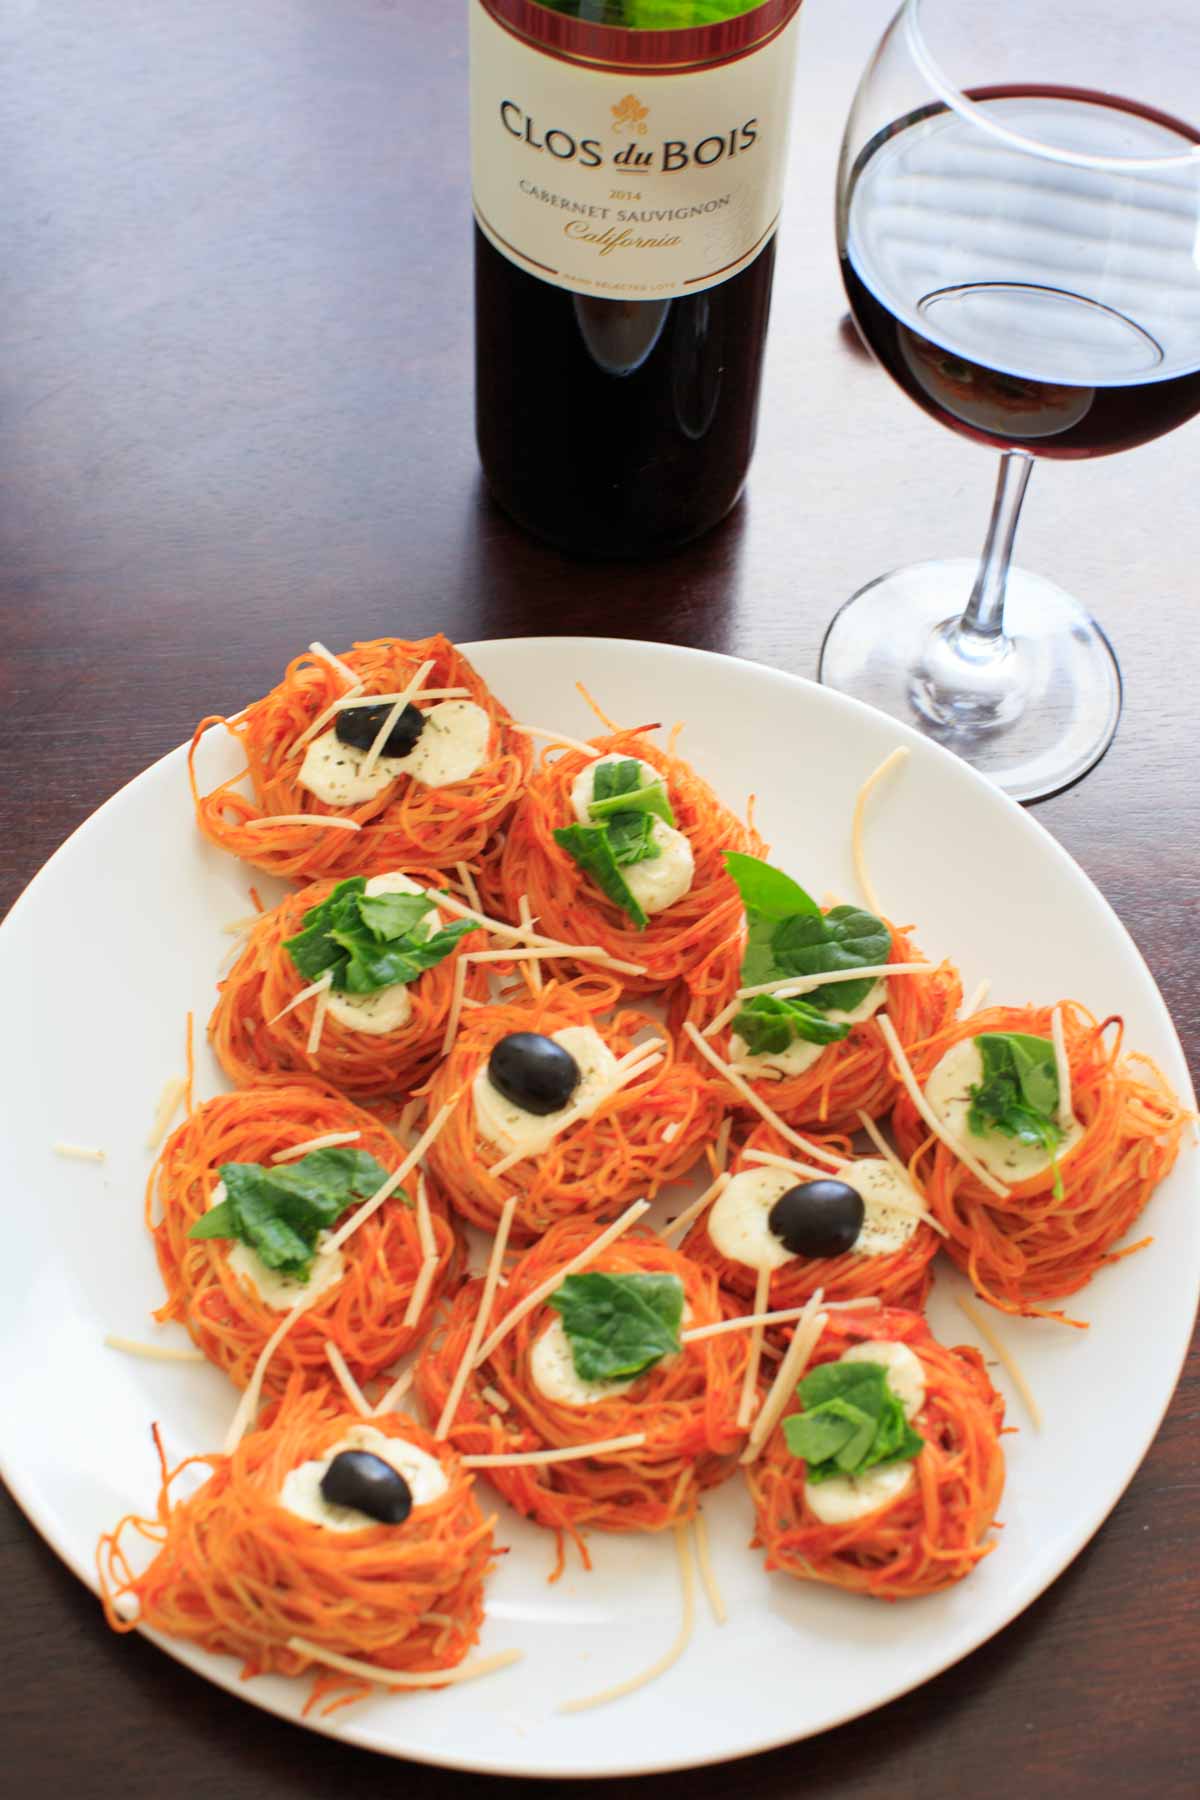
[469,1,801,301]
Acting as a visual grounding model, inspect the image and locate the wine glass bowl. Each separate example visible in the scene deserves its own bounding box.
[820,0,1200,800]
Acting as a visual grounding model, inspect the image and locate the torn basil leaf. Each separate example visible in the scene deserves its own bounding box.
[284,876,474,993]
[725,853,891,1018]
[548,1271,684,1381]
[968,1032,1066,1154]
[553,823,649,928]
[189,1148,392,1280]
[731,994,852,1056]
[782,1359,923,1481]
[587,758,675,828]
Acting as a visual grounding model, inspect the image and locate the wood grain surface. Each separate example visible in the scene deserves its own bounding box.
[1,2,1196,1795]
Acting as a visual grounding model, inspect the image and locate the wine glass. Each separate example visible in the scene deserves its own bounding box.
[819,0,1200,801]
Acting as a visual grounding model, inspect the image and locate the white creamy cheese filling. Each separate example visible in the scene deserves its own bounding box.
[802,1339,926,1525]
[528,1303,692,1408]
[278,1424,448,1530]
[206,1180,346,1313]
[924,1037,1084,1184]
[472,1024,619,1157]
[322,872,439,1037]
[729,979,888,1078]
[706,1157,921,1274]
[297,700,490,804]
[568,752,694,917]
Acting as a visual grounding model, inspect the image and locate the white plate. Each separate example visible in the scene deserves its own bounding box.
[0,637,1195,1779]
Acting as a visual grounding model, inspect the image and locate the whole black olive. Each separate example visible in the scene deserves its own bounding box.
[335,702,425,759]
[319,1450,413,1524]
[488,1032,581,1116]
[767,1180,865,1259]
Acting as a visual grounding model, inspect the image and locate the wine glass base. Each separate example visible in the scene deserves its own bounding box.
[817,559,1122,803]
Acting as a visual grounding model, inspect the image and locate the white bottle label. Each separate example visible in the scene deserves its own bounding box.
[469,3,801,301]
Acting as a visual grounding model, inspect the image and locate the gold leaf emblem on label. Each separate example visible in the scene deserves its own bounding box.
[611,94,649,137]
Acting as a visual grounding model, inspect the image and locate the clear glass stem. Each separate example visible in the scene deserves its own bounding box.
[908,450,1035,729]
[959,450,1033,647]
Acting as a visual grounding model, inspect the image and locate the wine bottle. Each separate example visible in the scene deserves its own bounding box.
[470,0,805,557]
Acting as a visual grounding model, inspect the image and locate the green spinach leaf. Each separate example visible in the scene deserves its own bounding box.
[553,824,649,927]
[189,1148,392,1280]
[731,993,852,1056]
[284,877,474,994]
[782,1360,924,1482]
[968,1032,1065,1154]
[587,758,675,828]
[547,1271,684,1381]
[724,853,891,1016]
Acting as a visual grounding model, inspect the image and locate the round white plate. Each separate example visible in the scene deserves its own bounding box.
[0,637,1194,1779]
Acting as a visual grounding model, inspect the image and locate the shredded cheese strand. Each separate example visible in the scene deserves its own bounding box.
[402,1256,440,1332]
[290,680,367,755]
[305,980,333,1057]
[692,1510,727,1626]
[442,955,468,1058]
[359,658,435,780]
[287,1639,523,1690]
[436,1196,518,1437]
[104,1335,206,1363]
[332,686,470,709]
[518,893,542,994]
[325,1342,371,1417]
[703,962,929,1040]
[511,722,598,757]
[308,641,360,686]
[736,1266,771,1429]
[270,1130,361,1164]
[661,1171,730,1246]
[681,1296,880,1343]
[431,887,646,976]
[877,1014,1010,1200]
[963,977,992,1019]
[224,1293,316,1452]
[472,1199,651,1370]
[560,1523,695,1713]
[54,1141,106,1163]
[682,1023,850,1169]
[146,1076,188,1152]
[463,1432,647,1468]
[220,914,262,935]
[266,969,333,1027]
[852,745,909,918]
[326,1098,457,1252]
[741,1294,827,1466]
[714,1117,732,1174]
[244,814,362,832]
[371,1364,415,1416]
[955,1293,1043,1431]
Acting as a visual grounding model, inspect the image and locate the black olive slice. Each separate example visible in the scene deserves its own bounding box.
[488,1031,582,1116]
[320,1449,413,1524]
[335,702,425,759]
[767,1179,865,1259]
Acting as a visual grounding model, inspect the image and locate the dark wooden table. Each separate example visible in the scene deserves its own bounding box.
[3,2,1197,1795]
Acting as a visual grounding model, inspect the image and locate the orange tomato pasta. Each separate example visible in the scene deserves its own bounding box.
[669,918,962,1131]
[747,1306,1005,1599]
[479,728,766,995]
[97,1388,495,1716]
[414,1220,750,1576]
[681,1122,939,1317]
[422,981,726,1242]
[189,635,530,881]
[149,1085,462,1394]
[891,1003,1189,1325]
[209,876,489,1099]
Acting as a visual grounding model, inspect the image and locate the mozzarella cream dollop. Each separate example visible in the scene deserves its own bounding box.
[706,1157,922,1275]
[729,980,888,1078]
[802,1339,927,1525]
[278,1424,448,1530]
[207,1180,345,1313]
[569,753,694,916]
[297,700,490,804]
[924,1037,1084,1184]
[472,1024,619,1158]
[322,872,437,1037]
